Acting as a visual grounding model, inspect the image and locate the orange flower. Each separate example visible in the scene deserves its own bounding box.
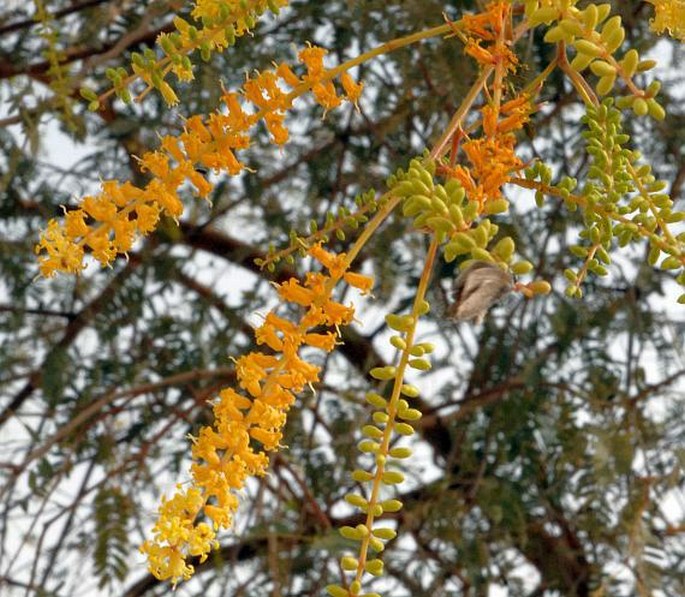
[344,271,374,294]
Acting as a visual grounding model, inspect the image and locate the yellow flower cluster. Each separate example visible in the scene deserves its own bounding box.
[443,3,530,210]
[35,47,363,278]
[647,0,685,41]
[142,0,291,105]
[446,99,530,209]
[140,243,373,585]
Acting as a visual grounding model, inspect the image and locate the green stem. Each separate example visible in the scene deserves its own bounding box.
[353,237,439,584]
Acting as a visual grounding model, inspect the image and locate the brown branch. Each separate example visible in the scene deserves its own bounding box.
[0,0,110,35]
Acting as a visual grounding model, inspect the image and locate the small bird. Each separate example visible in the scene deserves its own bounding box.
[446,261,513,324]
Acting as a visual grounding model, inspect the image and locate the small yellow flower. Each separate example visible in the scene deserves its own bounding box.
[344,271,374,294]
[647,0,685,41]
[340,72,364,107]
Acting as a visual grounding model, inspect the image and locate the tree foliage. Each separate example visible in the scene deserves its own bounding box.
[1,1,684,596]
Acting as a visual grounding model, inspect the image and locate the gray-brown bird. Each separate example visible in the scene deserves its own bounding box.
[447,261,513,324]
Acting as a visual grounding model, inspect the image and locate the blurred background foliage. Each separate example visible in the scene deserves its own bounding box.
[0,0,684,595]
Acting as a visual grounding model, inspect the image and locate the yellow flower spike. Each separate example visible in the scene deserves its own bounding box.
[646,0,685,41]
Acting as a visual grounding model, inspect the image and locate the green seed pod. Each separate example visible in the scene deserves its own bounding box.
[647,98,665,121]
[349,581,362,595]
[364,559,384,576]
[559,18,585,37]
[366,392,387,408]
[575,40,603,57]
[381,499,403,512]
[665,212,685,223]
[368,537,385,552]
[408,358,431,371]
[462,200,480,223]
[637,59,657,72]
[345,494,369,508]
[596,74,616,96]
[426,215,454,234]
[416,342,435,353]
[394,422,414,436]
[341,556,358,570]
[484,198,509,215]
[370,366,397,380]
[351,469,374,483]
[590,60,616,77]
[325,584,348,597]
[430,195,449,216]
[529,6,559,25]
[600,15,622,39]
[492,236,515,262]
[394,180,418,197]
[362,425,383,440]
[571,53,594,71]
[582,3,599,29]
[389,335,407,351]
[401,199,424,218]
[381,471,405,485]
[662,256,681,270]
[409,166,434,191]
[373,412,389,425]
[448,204,465,228]
[445,180,466,203]
[373,528,397,540]
[620,49,639,77]
[570,245,589,258]
[434,185,450,203]
[543,25,567,43]
[385,313,415,332]
[409,345,425,357]
[511,260,533,275]
[446,233,476,255]
[528,280,552,294]
[596,3,612,23]
[389,446,412,459]
[470,247,495,262]
[410,179,432,196]
[399,408,422,421]
[358,440,379,453]
[340,526,364,540]
[588,261,609,276]
[604,27,625,54]
[400,384,420,397]
[632,98,648,117]
[596,246,612,264]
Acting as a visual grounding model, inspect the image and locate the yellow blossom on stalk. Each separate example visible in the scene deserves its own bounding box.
[445,99,530,209]
[36,46,364,278]
[140,242,373,585]
[462,2,518,71]
[647,0,685,40]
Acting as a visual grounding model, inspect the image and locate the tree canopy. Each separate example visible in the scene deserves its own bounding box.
[1,1,684,596]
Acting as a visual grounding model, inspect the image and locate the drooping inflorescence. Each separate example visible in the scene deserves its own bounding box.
[36,45,363,278]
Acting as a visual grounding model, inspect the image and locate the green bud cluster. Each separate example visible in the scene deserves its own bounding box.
[564,99,684,298]
[255,189,381,272]
[390,158,531,274]
[526,1,663,118]
[390,157,469,244]
[100,1,281,106]
[327,306,435,597]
